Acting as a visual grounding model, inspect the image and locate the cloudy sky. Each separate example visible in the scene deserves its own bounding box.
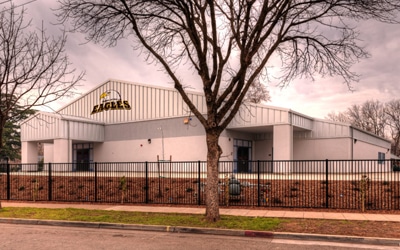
[5,1,400,119]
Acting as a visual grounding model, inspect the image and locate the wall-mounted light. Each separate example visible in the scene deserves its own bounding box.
[354,139,357,144]
[158,127,165,161]
[148,139,151,144]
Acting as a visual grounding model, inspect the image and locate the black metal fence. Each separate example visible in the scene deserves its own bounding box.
[1,159,399,211]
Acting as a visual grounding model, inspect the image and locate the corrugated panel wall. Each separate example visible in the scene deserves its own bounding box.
[290,113,313,130]
[58,80,207,124]
[353,129,389,148]
[21,112,105,142]
[68,120,104,142]
[21,113,61,141]
[229,105,290,128]
[311,120,350,138]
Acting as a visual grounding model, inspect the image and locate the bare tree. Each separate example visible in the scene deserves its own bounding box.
[385,100,400,156]
[57,0,400,221]
[346,100,386,137]
[361,100,387,137]
[245,81,270,104]
[326,111,350,123]
[0,5,83,167]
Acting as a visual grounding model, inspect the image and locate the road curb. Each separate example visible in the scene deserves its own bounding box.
[272,232,400,247]
[0,218,399,247]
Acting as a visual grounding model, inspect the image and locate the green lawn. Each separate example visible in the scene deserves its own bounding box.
[0,207,284,231]
[2,207,400,239]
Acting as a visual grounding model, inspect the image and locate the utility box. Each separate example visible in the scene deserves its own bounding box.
[229,177,241,196]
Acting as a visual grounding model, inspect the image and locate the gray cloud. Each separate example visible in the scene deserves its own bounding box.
[7,1,400,119]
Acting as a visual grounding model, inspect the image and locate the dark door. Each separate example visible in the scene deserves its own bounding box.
[237,147,249,173]
[76,149,90,171]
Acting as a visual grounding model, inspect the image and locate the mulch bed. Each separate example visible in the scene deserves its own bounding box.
[1,175,400,212]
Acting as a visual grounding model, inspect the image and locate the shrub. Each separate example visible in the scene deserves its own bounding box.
[38,159,44,172]
[272,197,282,204]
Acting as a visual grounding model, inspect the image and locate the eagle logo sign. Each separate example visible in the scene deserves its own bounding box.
[99,90,121,103]
[91,89,131,115]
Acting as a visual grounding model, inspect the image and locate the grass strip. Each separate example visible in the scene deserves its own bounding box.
[0,207,284,231]
[2,207,400,239]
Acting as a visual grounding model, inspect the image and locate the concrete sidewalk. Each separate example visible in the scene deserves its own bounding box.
[3,201,400,222]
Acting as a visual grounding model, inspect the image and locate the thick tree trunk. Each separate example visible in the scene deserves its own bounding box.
[205,130,222,222]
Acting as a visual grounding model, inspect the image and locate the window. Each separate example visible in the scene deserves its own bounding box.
[233,139,252,173]
[73,143,93,171]
[378,152,385,164]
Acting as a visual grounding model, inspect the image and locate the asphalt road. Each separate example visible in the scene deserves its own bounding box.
[0,224,398,250]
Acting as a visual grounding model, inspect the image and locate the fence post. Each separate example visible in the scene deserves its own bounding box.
[6,158,10,200]
[48,163,52,201]
[325,159,329,208]
[198,161,201,205]
[257,160,260,207]
[94,162,98,202]
[145,161,149,204]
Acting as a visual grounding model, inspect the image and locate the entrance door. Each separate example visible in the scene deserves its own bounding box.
[237,146,249,173]
[76,148,90,171]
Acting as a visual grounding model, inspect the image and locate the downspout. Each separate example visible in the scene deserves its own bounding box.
[67,120,70,164]
[351,126,354,173]
[351,126,354,161]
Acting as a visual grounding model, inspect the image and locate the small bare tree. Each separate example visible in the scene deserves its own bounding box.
[0,4,83,208]
[57,0,400,221]
[385,100,400,156]
[245,81,270,104]
[346,101,386,137]
[326,111,350,123]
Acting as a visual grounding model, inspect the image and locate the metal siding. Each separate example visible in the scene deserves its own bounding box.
[22,112,105,142]
[277,109,282,122]
[256,107,262,124]
[250,106,257,124]
[291,113,313,130]
[310,120,351,138]
[353,129,389,149]
[262,108,269,124]
[54,80,312,129]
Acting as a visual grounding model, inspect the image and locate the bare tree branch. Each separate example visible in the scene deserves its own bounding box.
[0,5,84,151]
[56,0,400,221]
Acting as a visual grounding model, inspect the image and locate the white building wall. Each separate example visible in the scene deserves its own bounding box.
[254,139,273,160]
[20,79,392,165]
[21,141,38,164]
[43,143,54,163]
[273,125,293,161]
[353,140,388,160]
[53,139,71,163]
[293,138,351,160]
[93,135,232,162]
[353,128,389,149]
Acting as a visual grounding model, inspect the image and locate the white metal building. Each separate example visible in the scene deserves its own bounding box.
[20,79,391,171]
